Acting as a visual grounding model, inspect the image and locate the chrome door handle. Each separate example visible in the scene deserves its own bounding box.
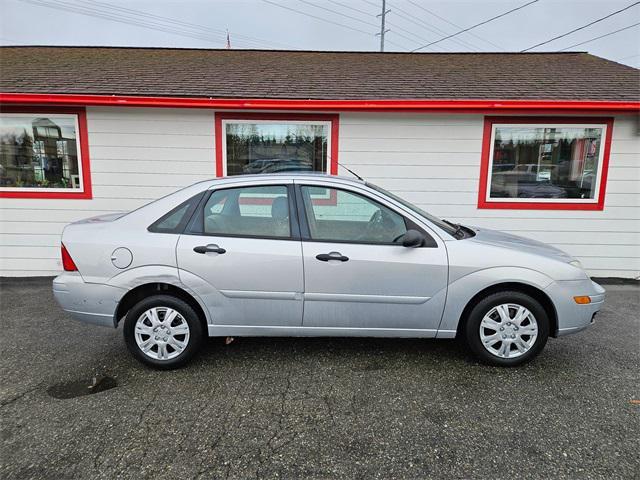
[193,244,226,254]
[316,252,349,262]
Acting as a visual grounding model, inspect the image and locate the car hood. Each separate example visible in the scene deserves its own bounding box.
[466,226,574,262]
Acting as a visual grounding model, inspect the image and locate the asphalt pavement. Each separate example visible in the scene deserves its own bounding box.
[1,278,638,479]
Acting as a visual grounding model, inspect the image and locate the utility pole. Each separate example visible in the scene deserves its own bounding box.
[376,0,390,52]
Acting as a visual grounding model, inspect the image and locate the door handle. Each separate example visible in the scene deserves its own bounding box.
[316,252,349,262]
[193,244,226,254]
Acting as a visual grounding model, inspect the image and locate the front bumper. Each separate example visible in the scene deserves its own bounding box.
[546,279,605,337]
[53,272,125,328]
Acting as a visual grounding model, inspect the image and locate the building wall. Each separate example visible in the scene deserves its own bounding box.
[0,107,638,278]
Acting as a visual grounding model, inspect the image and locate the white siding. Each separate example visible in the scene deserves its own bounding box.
[1,108,638,279]
[0,107,217,276]
[340,113,640,279]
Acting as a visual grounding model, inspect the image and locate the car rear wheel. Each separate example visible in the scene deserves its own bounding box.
[123,295,203,369]
[464,291,549,367]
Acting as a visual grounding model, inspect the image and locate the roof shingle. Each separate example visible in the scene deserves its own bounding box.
[1,46,638,101]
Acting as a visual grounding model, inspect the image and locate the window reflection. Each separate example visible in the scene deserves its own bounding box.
[225,122,328,175]
[490,125,603,200]
[0,114,81,190]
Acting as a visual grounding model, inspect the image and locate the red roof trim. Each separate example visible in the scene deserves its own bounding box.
[1,93,639,112]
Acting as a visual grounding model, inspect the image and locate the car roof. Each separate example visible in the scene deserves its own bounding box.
[204,172,366,186]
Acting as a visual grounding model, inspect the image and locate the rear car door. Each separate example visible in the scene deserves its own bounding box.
[296,182,448,332]
[176,182,304,327]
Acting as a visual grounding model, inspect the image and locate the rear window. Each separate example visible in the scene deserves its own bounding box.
[148,193,204,234]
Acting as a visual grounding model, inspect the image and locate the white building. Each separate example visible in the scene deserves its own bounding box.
[0,47,638,278]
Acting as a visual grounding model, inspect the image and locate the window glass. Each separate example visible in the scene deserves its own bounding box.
[366,182,458,237]
[224,121,328,175]
[489,125,604,200]
[302,186,407,244]
[148,193,204,234]
[0,114,82,191]
[203,185,290,238]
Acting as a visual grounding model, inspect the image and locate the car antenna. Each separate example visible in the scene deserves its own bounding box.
[337,162,364,181]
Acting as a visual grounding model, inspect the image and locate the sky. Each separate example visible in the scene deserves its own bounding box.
[1,0,639,68]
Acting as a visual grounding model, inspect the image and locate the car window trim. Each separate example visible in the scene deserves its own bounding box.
[294,184,437,248]
[184,183,301,241]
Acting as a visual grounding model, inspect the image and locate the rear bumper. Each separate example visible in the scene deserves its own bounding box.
[53,272,124,328]
[546,279,605,337]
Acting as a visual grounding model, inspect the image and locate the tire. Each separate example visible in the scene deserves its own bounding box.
[464,291,549,367]
[123,294,204,370]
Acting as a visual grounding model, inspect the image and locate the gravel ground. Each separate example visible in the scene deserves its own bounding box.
[1,278,638,479]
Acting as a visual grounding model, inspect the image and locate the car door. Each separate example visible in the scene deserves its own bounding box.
[176,182,304,327]
[296,182,448,332]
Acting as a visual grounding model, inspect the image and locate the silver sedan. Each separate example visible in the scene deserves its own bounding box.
[53,174,604,369]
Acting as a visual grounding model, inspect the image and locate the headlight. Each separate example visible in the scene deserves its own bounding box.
[569,259,583,269]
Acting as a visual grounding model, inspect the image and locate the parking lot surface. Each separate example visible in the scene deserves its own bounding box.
[1,278,638,479]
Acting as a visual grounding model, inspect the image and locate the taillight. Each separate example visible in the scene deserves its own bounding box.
[61,243,78,271]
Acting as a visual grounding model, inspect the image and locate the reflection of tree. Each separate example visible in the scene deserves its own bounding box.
[226,123,328,175]
[0,129,34,186]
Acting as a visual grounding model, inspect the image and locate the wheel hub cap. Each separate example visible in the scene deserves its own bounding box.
[134,306,190,361]
[479,303,538,359]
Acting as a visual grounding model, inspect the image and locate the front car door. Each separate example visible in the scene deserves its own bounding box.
[296,181,448,334]
[176,182,304,327]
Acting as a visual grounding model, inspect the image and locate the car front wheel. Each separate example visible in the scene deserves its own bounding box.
[123,295,203,369]
[464,291,550,367]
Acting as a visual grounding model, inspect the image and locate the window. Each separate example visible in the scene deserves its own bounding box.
[0,108,91,199]
[200,185,291,238]
[479,117,613,210]
[148,193,204,234]
[215,113,339,177]
[301,186,407,244]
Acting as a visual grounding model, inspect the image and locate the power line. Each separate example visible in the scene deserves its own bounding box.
[22,0,234,45]
[262,0,374,36]
[559,22,640,51]
[298,0,379,28]
[387,1,479,51]
[20,0,278,48]
[411,0,540,52]
[295,0,431,50]
[405,0,504,50]
[385,20,452,51]
[522,2,640,52]
[80,0,293,48]
[616,53,640,61]
[319,0,421,49]
[359,0,462,51]
[327,0,374,18]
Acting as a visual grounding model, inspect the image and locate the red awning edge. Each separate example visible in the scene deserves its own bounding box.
[1,92,639,112]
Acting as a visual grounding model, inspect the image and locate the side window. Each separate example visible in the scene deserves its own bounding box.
[202,185,291,238]
[301,186,407,244]
[148,193,203,234]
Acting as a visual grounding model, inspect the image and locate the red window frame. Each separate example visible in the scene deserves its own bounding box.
[478,116,613,211]
[0,106,92,199]
[214,112,339,177]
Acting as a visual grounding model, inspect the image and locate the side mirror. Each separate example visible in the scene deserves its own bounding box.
[401,229,425,248]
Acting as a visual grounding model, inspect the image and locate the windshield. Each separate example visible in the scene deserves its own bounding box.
[366,182,459,237]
